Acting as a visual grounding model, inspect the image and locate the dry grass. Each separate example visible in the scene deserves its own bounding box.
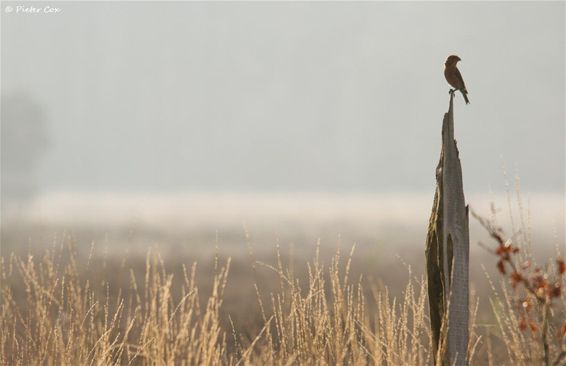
[0,239,446,365]
[244,245,437,365]
[0,241,230,365]
[0,233,562,365]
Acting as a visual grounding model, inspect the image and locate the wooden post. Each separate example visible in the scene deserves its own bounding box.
[426,93,470,365]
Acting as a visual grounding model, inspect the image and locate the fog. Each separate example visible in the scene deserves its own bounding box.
[2,2,563,196]
[1,2,564,241]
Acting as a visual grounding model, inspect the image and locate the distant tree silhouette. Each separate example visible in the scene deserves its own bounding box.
[1,93,48,212]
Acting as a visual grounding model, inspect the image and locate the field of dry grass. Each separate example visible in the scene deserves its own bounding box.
[1,193,564,364]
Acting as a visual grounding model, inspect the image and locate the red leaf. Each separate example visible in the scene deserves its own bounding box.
[557,259,566,275]
[497,260,506,274]
[518,316,527,332]
[548,283,561,298]
[510,271,523,288]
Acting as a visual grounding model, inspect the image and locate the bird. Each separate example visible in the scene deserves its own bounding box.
[444,55,470,104]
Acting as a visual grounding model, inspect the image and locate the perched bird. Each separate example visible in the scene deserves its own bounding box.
[444,55,470,104]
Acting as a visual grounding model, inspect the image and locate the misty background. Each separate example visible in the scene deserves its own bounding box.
[1,2,564,248]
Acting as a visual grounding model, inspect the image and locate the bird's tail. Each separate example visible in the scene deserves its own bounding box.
[461,89,470,104]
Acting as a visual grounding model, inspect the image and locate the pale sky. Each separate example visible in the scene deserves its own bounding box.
[2,1,564,197]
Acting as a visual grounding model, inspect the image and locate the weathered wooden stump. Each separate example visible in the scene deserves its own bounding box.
[426,93,470,365]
